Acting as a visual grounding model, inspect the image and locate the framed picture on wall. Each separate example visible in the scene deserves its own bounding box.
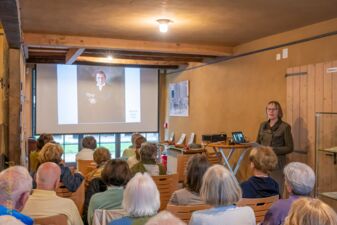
[169,80,189,117]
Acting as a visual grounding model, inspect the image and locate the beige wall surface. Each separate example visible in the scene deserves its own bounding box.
[166,35,337,143]
[165,19,337,180]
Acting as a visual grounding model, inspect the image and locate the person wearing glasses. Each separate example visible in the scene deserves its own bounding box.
[256,100,294,194]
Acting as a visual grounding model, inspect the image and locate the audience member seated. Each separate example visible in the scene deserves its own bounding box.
[169,154,210,205]
[284,197,337,225]
[122,133,142,159]
[0,215,25,225]
[85,147,111,187]
[76,136,97,163]
[145,211,186,225]
[29,133,54,173]
[261,162,315,225]
[88,159,131,225]
[190,165,255,225]
[0,166,33,225]
[131,142,166,176]
[38,143,84,192]
[241,146,279,198]
[83,147,111,223]
[109,173,160,225]
[22,162,83,225]
[127,135,147,168]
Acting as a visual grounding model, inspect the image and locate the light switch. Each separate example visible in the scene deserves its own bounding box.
[276,53,281,61]
[282,48,288,59]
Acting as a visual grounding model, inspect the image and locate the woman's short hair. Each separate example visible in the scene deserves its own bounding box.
[93,147,111,165]
[200,165,241,206]
[266,100,283,119]
[134,135,147,149]
[140,142,157,163]
[122,172,160,217]
[284,162,315,196]
[249,146,278,174]
[101,159,131,186]
[82,136,97,149]
[134,135,147,160]
[131,133,142,147]
[185,154,210,193]
[38,143,64,164]
[284,198,337,225]
[37,133,54,150]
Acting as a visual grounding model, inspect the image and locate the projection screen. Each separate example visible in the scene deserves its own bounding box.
[36,64,158,134]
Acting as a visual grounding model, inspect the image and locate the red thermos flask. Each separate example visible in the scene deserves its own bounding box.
[161,154,167,169]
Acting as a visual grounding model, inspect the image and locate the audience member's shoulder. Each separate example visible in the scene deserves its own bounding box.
[0,215,25,225]
[109,216,132,225]
[238,205,255,215]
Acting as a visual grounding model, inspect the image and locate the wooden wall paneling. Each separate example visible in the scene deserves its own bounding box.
[299,65,308,153]
[307,64,316,168]
[323,62,333,193]
[315,63,324,146]
[286,66,308,164]
[286,67,294,129]
[330,60,337,191]
[331,60,337,147]
[315,62,330,194]
[292,66,301,152]
[323,62,333,148]
[286,67,295,162]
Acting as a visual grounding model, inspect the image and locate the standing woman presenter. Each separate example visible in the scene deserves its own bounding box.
[256,101,294,194]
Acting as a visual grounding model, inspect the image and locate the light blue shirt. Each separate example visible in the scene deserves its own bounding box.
[190,205,256,225]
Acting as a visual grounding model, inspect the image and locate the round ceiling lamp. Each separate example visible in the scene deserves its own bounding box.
[156,19,172,33]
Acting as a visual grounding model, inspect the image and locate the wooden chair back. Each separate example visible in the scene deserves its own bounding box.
[151,174,178,211]
[56,180,85,215]
[34,214,67,225]
[237,195,279,223]
[77,160,96,176]
[176,154,192,182]
[166,204,211,223]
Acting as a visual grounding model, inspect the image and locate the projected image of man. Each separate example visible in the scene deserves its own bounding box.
[77,67,125,124]
[96,71,106,91]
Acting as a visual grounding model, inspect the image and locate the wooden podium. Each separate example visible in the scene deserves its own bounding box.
[166,146,204,175]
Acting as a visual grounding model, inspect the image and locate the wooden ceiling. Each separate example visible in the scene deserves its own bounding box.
[2,0,337,67]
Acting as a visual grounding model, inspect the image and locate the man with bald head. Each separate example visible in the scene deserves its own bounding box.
[22,162,83,225]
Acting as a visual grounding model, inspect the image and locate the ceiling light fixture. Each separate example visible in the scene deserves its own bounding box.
[107,54,113,60]
[157,19,172,33]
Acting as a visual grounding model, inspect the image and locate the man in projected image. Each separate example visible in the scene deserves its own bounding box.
[78,67,125,124]
[96,70,106,91]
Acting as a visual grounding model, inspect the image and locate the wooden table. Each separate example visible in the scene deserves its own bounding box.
[207,142,253,177]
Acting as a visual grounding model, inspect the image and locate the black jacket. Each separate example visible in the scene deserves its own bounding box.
[241,176,279,198]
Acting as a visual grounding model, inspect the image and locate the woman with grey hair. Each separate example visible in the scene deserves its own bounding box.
[261,162,316,225]
[109,172,160,225]
[190,165,255,225]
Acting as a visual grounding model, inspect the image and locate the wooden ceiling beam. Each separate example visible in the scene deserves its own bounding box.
[0,0,22,48]
[81,52,204,62]
[65,48,85,64]
[23,33,232,57]
[76,56,188,66]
